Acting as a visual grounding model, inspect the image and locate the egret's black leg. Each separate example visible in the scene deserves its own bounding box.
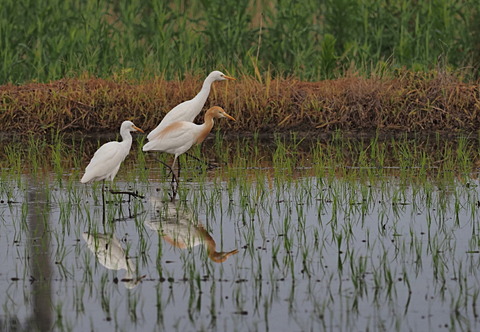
[185,152,220,169]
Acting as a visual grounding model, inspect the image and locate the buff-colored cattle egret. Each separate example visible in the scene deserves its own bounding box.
[142,106,235,184]
[81,121,143,184]
[146,71,235,141]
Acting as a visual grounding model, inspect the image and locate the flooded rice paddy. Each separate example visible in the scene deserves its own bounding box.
[1,132,480,331]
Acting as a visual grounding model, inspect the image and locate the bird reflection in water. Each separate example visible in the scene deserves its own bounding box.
[147,199,238,263]
[82,232,145,289]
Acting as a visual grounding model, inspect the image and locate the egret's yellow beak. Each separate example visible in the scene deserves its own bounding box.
[133,125,144,133]
[224,112,236,121]
[223,75,236,81]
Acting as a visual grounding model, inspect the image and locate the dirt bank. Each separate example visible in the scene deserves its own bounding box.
[1,71,479,134]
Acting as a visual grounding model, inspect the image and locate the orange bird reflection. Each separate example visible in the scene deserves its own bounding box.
[147,199,238,263]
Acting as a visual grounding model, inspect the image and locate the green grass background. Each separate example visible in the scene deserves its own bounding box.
[1,0,479,83]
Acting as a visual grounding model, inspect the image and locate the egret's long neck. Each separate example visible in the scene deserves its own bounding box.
[192,76,215,105]
[199,228,237,263]
[195,113,215,144]
[120,130,133,148]
[196,225,217,257]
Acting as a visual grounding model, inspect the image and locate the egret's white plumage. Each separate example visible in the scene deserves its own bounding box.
[146,71,235,141]
[81,121,144,184]
[142,106,235,181]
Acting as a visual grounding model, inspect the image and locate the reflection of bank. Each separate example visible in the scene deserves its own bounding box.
[147,199,238,263]
[82,233,144,289]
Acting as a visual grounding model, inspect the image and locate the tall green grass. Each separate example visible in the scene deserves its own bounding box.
[1,0,479,83]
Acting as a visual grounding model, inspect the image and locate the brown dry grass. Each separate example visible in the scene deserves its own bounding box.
[1,71,479,134]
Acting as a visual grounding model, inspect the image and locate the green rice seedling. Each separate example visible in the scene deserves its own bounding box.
[25,136,42,177]
[133,137,148,183]
[127,290,140,322]
[272,135,296,179]
[53,302,68,331]
[455,135,475,179]
[3,143,23,179]
[49,131,66,185]
[70,137,86,176]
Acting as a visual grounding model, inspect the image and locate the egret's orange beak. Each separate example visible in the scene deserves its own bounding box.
[134,126,144,133]
[223,75,236,81]
[224,113,236,121]
[211,249,239,263]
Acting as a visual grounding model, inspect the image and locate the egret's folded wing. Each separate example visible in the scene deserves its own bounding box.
[144,122,198,154]
[82,142,125,181]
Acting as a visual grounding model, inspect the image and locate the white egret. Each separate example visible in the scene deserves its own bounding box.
[142,106,235,184]
[146,70,235,141]
[81,121,144,216]
[81,121,144,184]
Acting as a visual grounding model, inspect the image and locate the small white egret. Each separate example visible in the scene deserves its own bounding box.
[81,121,144,185]
[146,71,235,141]
[142,106,235,184]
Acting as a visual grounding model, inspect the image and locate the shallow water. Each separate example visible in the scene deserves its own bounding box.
[1,135,480,331]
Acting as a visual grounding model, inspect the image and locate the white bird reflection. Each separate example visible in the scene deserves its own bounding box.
[82,232,144,289]
[147,199,238,263]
